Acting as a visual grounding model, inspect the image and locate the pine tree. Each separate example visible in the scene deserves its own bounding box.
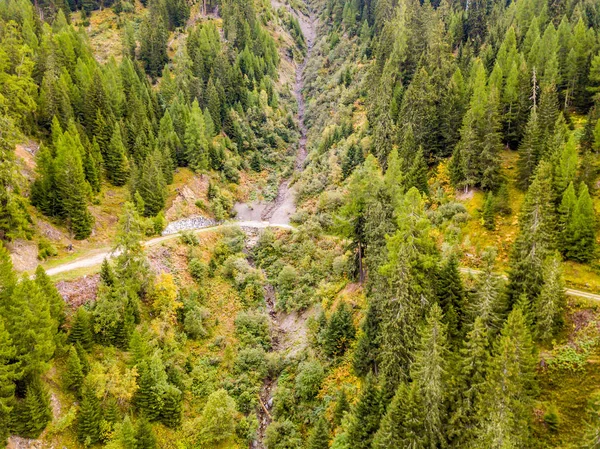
[323,302,355,358]
[478,307,537,447]
[307,417,330,449]
[482,192,496,230]
[345,375,381,449]
[69,307,93,351]
[508,161,557,306]
[136,150,167,217]
[563,183,596,262]
[535,252,566,341]
[135,418,157,449]
[15,376,52,438]
[436,254,466,341]
[448,317,489,447]
[77,384,102,445]
[558,182,577,255]
[409,303,449,447]
[0,318,16,446]
[64,345,84,394]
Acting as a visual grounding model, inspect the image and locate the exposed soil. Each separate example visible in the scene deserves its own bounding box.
[251,4,317,446]
[236,1,316,227]
[56,274,100,307]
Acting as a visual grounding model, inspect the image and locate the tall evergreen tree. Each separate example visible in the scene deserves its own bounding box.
[409,303,449,447]
[307,417,330,449]
[34,265,64,329]
[448,316,489,447]
[563,183,596,262]
[184,101,209,171]
[77,383,102,445]
[136,150,167,217]
[344,375,382,449]
[0,318,16,446]
[478,307,537,448]
[507,161,557,306]
[69,307,93,351]
[106,126,130,187]
[535,252,566,341]
[436,254,466,341]
[54,127,94,239]
[323,302,355,358]
[64,345,84,394]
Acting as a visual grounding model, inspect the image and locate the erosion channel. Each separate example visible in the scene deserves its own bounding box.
[249,3,316,448]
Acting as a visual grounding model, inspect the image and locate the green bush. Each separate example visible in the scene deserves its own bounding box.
[189,258,208,283]
[183,304,211,340]
[179,230,199,246]
[235,311,272,350]
[295,360,324,402]
[37,239,58,260]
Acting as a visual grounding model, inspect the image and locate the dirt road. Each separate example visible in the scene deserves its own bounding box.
[459,267,600,302]
[44,221,294,277]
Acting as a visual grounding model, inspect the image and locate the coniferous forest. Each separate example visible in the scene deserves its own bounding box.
[2,0,600,446]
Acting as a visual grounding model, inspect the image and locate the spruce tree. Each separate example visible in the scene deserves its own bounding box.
[135,418,157,449]
[77,383,103,445]
[436,253,466,342]
[323,302,355,358]
[448,316,489,447]
[333,389,350,427]
[184,100,209,171]
[119,415,138,449]
[564,183,596,262]
[469,251,505,334]
[8,277,56,379]
[0,318,16,446]
[106,126,130,187]
[535,252,566,341]
[136,150,167,217]
[100,258,116,287]
[64,345,84,394]
[372,382,423,449]
[482,191,496,230]
[517,107,541,189]
[344,375,382,449]
[34,265,64,329]
[558,182,577,255]
[159,384,182,428]
[16,377,52,438]
[406,147,429,195]
[54,127,94,240]
[69,307,93,351]
[307,417,330,449]
[409,303,449,447]
[507,161,557,306]
[478,307,537,448]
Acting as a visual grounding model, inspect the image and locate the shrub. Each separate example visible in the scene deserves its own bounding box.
[183,304,211,340]
[179,230,199,246]
[234,347,268,379]
[235,311,272,350]
[38,239,58,260]
[188,258,207,283]
[544,404,560,432]
[295,360,324,402]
